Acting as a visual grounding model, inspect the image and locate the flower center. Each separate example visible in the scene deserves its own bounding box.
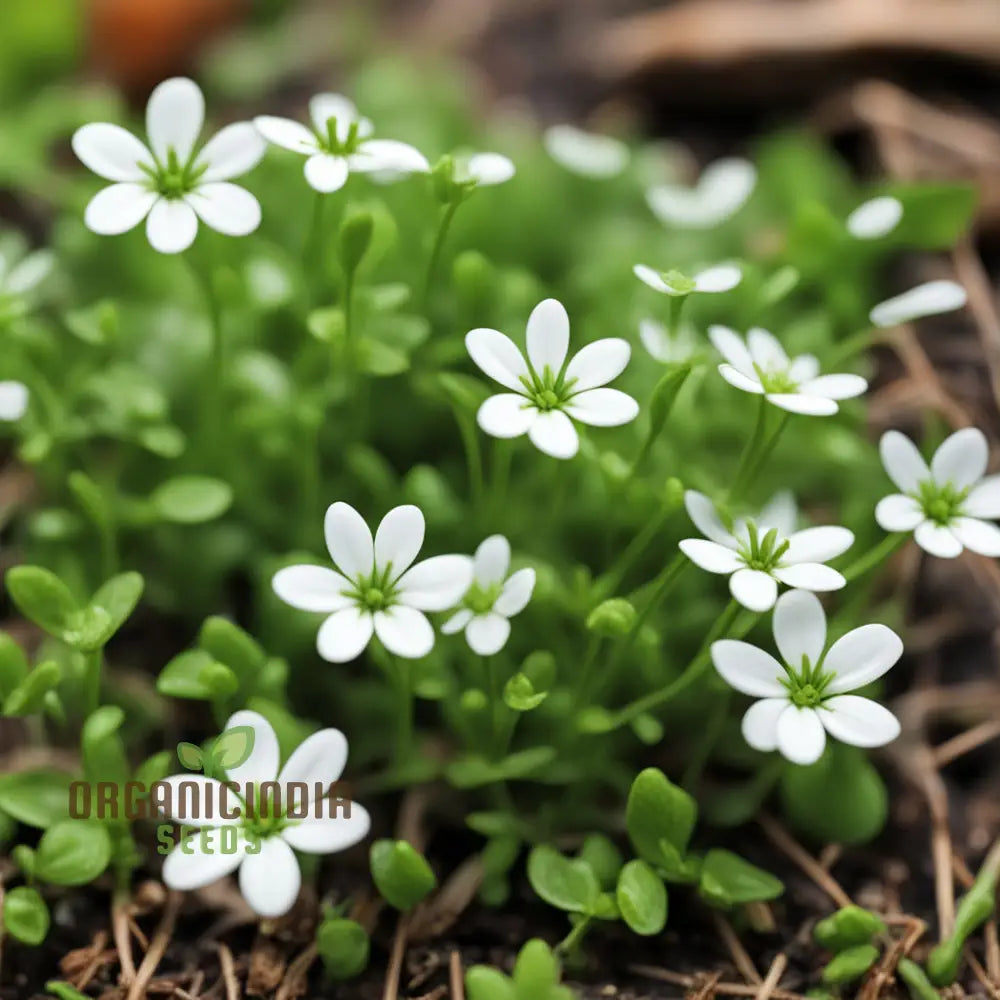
[239,785,289,838]
[916,479,967,526]
[318,116,363,157]
[349,565,400,613]
[142,148,206,200]
[782,654,834,707]
[754,363,799,395]
[791,683,822,708]
[463,581,502,615]
[521,364,575,413]
[737,521,790,572]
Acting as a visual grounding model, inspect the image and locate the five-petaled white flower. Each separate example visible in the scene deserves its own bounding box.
[543,125,629,179]
[846,196,902,240]
[160,710,370,918]
[72,77,266,254]
[273,502,473,661]
[710,325,867,416]
[876,427,1000,558]
[0,382,28,421]
[869,280,967,328]
[254,93,429,194]
[633,263,742,297]
[712,589,902,765]
[466,298,639,460]
[647,157,756,229]
[442,535,536,655]
[638,319,696,365]
[680,490,853,612]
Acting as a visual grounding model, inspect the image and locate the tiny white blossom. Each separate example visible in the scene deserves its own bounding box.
[846,196,902,240]
[160,711,370,918]
[442,536,535,655]
[876,427,1000,558]
[254,93,429,193]
[646,157,756,229]
[680,490,853,612]
[638,319,696,364]
[869,280,967,328]
[543,125,629,179]
[466,298,639,460]
[73,77,266,254]
[633,263,742,296]
[456,152,516,187]
[0,382,28,421]
[710,325,867,416]
[273,502,473,662]
[712,589,902,765]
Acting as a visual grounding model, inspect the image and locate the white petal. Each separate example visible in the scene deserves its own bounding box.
[719,364,765,394]
[931,427,988,490]
[282,803,371,853]
[633,263,673,293]
[324,502,374,579]
[846,196,903,240]
[965,476,1000,518]
[278,728,348,792]
[698,157,757,217]
[162,829,247,890]
[396,555,475,611]
[526,298,570,377]
[474,535,510,586]
[875,494,924,532]
[741,698,788,752]
[465,152,515,186]
[155,776,240,827]
[564,338,631,392]
[253,115,317,154]
[711,640,786,697]
[145,199,198,254]
[766,393,838,416]
[351,139,429,174]
[442,609,473,634]
[708,325,754,375]
[880,430,929,493]
[317,607,374,662]
[783,526,854,564]
[952,517,1000,557]
[223,710,280,785]
[776,706,826,765]
[466,613,512,656]
[870,280,967,328]
[747,328,788,370]
[729,568,778,611]
[272,565,354,613]
[772,589,826,668]
[146,77,204,164]
[494,568,535,617]
[305,154,350,193]
[758,491,798,537]
[821,696,900,748]
[825,624,904,693]
[788,354,820,383]
[198,123,266,181]
[187,183,260,237]
[72,123,153,181]
[543,125,629,179]
[684,490,737,547]
[914,521,963,558]
[84,183,157,235]
[693,264,742,293]
[309,93,359,140]
[5,251,53,295]
[799,373,867,401]
[374,606,434,658]
[477,394,537,439]
[0,382,28,421]
[564,388,639,427]
[239,837,301,917]
[375,505,425,580]
[773,563,845,592]
[679,538,743,574]
[639,319,673,362]
[465,328,530,391]
[528,410,579,459]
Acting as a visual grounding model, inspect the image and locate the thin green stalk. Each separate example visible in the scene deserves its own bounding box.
[341,271,356,373]
[732,412,791,500]
[392,655,414,765]
[556,916,592,956]
[481,655,505,759]
[423,201,461,308]
[454,410,485,509]
[572,636,602,713]
[842,533,907,583]
[827,326,881,368]
[728,396,769,503]
[303,191,325,270]
[598,505,674,599]
[682,689,730,791]
[184,254,225,463]
[84,649,103,716]
[489,440,512,522]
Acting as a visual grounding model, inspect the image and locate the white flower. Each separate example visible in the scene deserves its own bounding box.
[638,319,696,364]
[710,325,867,416]
[712,589,902,765]
[543,125,629,179]
[254,93,429,194]
[455,152,516,187]
[0,382,28,421]
[846,196,902,240]
[273,502,473,662]
[869,280,967,328]
[466,297,639,460]
[680,490,853,612]
[633,263,742,296]
[72,78,266,254]
[160,711,370,918]
[441,536,535,655]
[646,157,756,229]
[875,427,1000,558]
[0,240,53,302]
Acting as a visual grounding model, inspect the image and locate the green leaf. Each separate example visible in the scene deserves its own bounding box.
[134,750,172,787]
[68,471,112,535]
[46,982,92,1000]
[316,917,370,979]
[822,944,880,985]
[465,966,516,1000]
[512,939,560,995]
[198,616,265,679]
[6,565,78,638]
[64,299,118,345]
[616,860,668,936]
[370,840,437,911]
[306,306,345,344]
[212,725,256,769]
[34,819,112,886]
[82,706,129,787]
[0,631,29,697]
[3,886,50,945]
[578,834,624,890]
[886,183,976,249]
[447,747,556,788]
[356,338,409,377]
[527,844,600,915]
[698,849,784,908]
[151,476,233,524]
[3,660,61,715]
[88,572,144,644]
[60,605,112,652]
[0,770,72,828]
[814,905,887,952]
[503,672,547,712]
[626,768,697,866]
[176,742,204,770]
[158,650,235,701]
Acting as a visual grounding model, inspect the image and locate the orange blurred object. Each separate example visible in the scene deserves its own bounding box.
[87,0,246,94]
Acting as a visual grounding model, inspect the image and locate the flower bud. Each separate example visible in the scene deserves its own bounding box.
[460,688,488,713]
[338,209,375,274]
[430,154,458,204]
[663,476,686,510]
[586,598,636,637]
[452,250,493,304]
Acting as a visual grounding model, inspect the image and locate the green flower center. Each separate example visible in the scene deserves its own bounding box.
[348,564,400,613]
[239,785,289,838]
[141,148,207,200]
[781,655,835,707]
[916,479,967,526]
[520,363,577,413]
[317,116,363,157]
[791,683,822,708]
[754,363,799,395]
[737,521,790,572]
[463,581,502,615]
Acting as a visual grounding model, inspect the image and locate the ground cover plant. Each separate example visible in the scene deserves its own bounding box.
[0,41,994,1000]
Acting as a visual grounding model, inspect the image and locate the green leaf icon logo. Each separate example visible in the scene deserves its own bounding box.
[212,725,255,770]
[176,742,204,771]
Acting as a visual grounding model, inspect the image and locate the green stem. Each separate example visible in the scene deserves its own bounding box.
[489,440,512,522]
[84,649,103,716]
[841,533,907,583]
[392,656,413,765]
[682,689,730,791]
[341,270,356,375]
[184,254,225,464]
[423,201,461,308]
[572,637,601,713]
[740,412,791,496]
[598,504,674,599]
[481,655,503,758]
[556,916,592,956]
[827,326,880,368]
[728,396,768,502]
[454,410,484,509]
[304,192,326,278]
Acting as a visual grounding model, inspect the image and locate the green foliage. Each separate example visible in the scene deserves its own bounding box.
[316,915,370,980]
[821,944,879,985]
[3,886,50,945]
[616,860,667,935]
[466,939,576,1000]
[814,905,886,951]
[626,768,697,869]
[33,819,112,886]
[370,839,438,911]
[697,850,784,909]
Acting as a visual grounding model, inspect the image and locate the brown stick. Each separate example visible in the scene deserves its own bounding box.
[449,950,465,1000]
[934,720,1000,767]
[383,912,411,1000]
[753,954,788,1000]
[113,892,137,986]
[126,891,182,1000]
[217,942,240,1000]
[275,943,317,1000]
[712,910,761,984]
[757,813,852,908]
[629,964,808,1000]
